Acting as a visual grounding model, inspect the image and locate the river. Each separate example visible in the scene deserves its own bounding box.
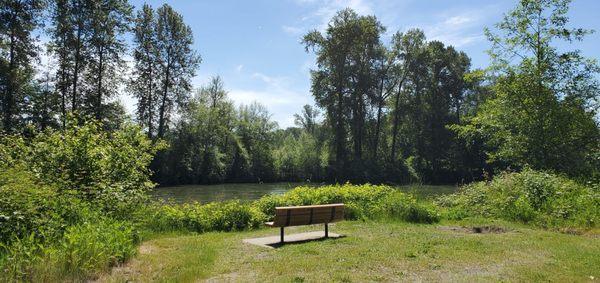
[150,182,458,203]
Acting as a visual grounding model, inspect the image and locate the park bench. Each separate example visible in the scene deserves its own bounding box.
[265,203,344,243]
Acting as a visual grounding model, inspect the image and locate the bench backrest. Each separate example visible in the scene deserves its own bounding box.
[271,203,344,227]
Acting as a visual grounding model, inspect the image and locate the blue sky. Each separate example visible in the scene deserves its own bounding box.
[124,0,600,128]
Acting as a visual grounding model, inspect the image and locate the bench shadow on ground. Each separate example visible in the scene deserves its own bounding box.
[267,234,346,248]
[243,231,346,249]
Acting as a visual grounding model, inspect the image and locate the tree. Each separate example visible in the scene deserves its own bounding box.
[303,9,385,180]
[155,4,201,139]
[48,0,75,127]
[24,69,60,130]
[84,0,132,120]
[293,104,320,135]
[236,102,277,182]
[130,3,159,138]
[0,0,46,132]
[454,0,600,177]
[387,29,426,162]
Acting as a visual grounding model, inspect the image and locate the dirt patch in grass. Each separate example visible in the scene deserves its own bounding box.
[439,225,509,234]
[138,242,158,255]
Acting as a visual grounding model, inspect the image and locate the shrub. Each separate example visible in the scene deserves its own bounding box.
[0,234,43,280]
[0,119,162,219]
[379,192,440,224]
[438,168,599,228]
[254,183,440,223]
[145,201,266,233]
[0,167,95,244]
[52,218,137,277]
[0,218,137,282]
[0,119,158,281]
[145,184,441,234]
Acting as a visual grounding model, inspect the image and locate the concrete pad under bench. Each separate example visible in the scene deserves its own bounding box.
[243,231,344,248]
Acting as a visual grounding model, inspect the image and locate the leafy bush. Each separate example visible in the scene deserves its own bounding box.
[0,119,158,281]
[0,234,43,280]
[438,169,599,228]
[254,183,440,223]
[0,119,161,219]
[379,192,440,224]
[0,167,94,244]
[145,201,266,232]
[145,184,441,234]
[53,218,137,276]
[0,218,137,282]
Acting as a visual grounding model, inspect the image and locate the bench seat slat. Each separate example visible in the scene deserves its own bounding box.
[274,203,344,210]
[268,203,345,227]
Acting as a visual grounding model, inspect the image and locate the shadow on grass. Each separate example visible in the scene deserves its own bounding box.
[266,234,347,248]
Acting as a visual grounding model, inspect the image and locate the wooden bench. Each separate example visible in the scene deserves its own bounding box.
[265,203,344,243]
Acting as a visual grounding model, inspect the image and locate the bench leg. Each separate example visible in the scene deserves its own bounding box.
[280,227,284,243]
[325,223,329,238]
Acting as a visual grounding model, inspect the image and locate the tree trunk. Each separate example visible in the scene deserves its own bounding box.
[3,28,16,132]
[72,13,83,112]
[96,45,104,120]
[334,86,345,176]
[157,60,170,139]
[390,76,406,161]
[147,66,154,139]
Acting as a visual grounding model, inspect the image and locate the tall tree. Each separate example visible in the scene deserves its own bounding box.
[155,4,201,139]
[48,0,90,118]
[303,9,385,180]
[25,69,60,130]
[48,0,74,127]
[0,0,46,132]
[388,29,426,162]
[293,104,320,135]
[69,0,89,112]
[129,3,158,138]
[236,102,277,182]
[84,0,132,120]
[454,0,599,177]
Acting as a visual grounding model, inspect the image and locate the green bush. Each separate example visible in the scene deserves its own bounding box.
[0,167,95,244]
[0,119,158,281]
[0,234,43,280]
[379,192,440,224]
[145,201,266,233]
[438,169,599,228]
[0,119,161,219]
[145,184,441,234]
[0,218,136,282]
[254,183,440,223]
[53,218,137,276]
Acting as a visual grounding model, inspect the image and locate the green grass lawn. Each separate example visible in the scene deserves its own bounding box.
[100,219,599,282]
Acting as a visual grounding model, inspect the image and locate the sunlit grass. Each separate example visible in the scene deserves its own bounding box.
[100,219,599,282]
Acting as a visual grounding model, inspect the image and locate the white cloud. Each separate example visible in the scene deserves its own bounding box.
[227,72,313,128]
[235,64,244,73]
[410,6,497,48]
[311,0,373,30]
[282,25,304,36]
[285,0,375,35]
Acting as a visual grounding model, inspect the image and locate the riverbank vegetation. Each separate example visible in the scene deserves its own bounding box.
[0,0,599,281]
[0,122,597,280]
